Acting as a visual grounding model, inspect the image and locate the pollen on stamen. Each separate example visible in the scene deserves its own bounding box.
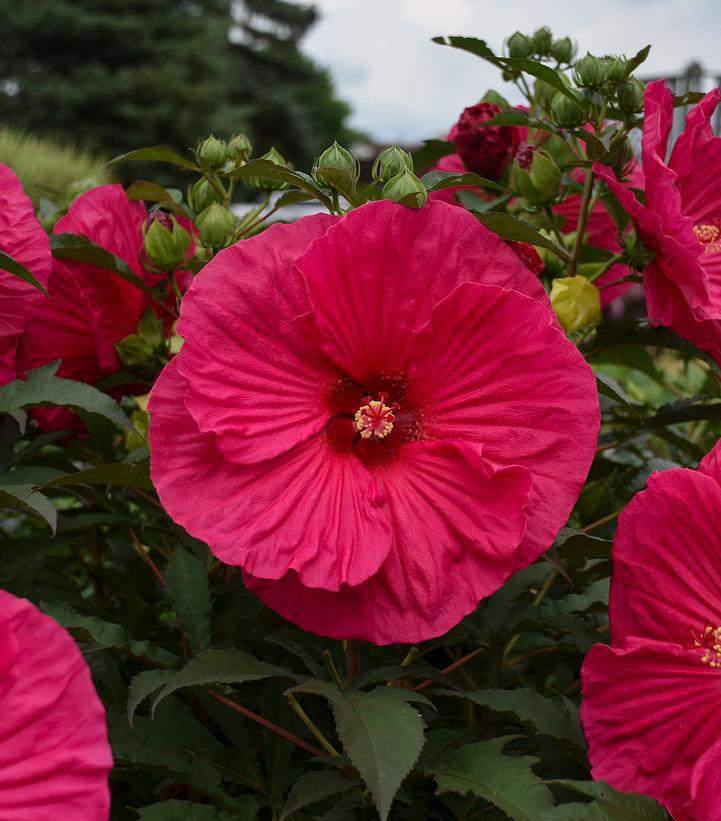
[354,392,399,440]
[693,222,721,254]
[690,623,721,668]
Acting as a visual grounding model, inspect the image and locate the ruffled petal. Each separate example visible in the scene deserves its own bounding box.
[404,281,599,570]
[609,466,721,646]
[298,200,548,384]
[149,358,391,590]
[581,639,720,821]
[699,437,721,483]
[690,737,721,821]
[176,214,341,464]
[0,590,112,820]
[246,438,532,645]
[0,163,52,384]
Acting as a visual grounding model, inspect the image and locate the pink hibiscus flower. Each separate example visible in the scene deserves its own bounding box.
[149,200,599,645]
[594,81,721,362]
[0,163,51,385]
[581,439,721,820]
[0,590,112,820]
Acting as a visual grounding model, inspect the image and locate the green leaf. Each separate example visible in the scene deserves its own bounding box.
[541,780,670,819]
[41,461,153,490]
[152,649,293,713]
[0,250,49,296]
[291,679,431,821]
[422,170,507,194]
[673,91,706,107]
[431,36,504,68]
[465,689,586,751]
[0,362,132,431]
[108,146,198,170]
[475,212,571,260]
[136,801,251,820]
[596,374,644,421]
[126,180,183,207]
[433,736,555,820]
[231,160,333,209]
[554,528,611,560]
[503,58,582,103]
[127,669,177,725]
[40,599,126,646]
[620,45,652,82]
[166,547,212,654]
[483,110,561,135]
[280,770,358,820]
[411,139,456,172]
[0,483,56,531]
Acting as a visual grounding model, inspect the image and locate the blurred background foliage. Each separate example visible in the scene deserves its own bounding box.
[0,0,356,185]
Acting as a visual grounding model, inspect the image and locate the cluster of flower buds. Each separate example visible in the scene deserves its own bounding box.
[246,147,290,190]
[511,143,561,207]
[142,211,191,273]
[507,27,576,64]
[195,133,253,172]
[312,141,360,187]
[373,145,427,208]
[115,309,169,378]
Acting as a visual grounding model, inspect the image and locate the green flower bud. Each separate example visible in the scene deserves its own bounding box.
[246,148,290,191]
[372,145,413,183]
[312,141,360,186]
[511,144,561,207]
[537,245,565,276]
[227,133,253,164]
[115,310,168,378]
[535,78,562,109]
[124,407,150,453]
[482,89,510,108]
[550,36,575,64]
[142,215,190,272]
[187,178,222,213]
[507,32,533,58]
[550,92,586,128]
[196,135,229,171]
[196,202,234,249]
[616,77,645,114]
[531,26,553,55]
[382,168,428,209]
[549,275,601,333]
[573,53,606,89]
[601,55,627,84]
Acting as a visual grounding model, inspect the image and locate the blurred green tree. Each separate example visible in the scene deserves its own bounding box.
[0,0,353,179]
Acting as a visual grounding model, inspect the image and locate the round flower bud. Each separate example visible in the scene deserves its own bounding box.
[142,214,191,272]
[550,93,586,128]
[246,148,290,191]
[313,141,360,186]
[196,135,229,171]
[372,145,413,183]
[507,31,533,58]
[573,53,606,89]
[511,144,561,207]
[115,310,168,378]
[616,77,645,114]
[196,202,234,249]
[227,133,253,164]
[550,36,575,64]
[535,78,561,110]
[452,102,521,180]
[531,26,553,55]
[382,168,428,209]
[187,178,222,213]
[601,55,627,84]
[549,275,601,333]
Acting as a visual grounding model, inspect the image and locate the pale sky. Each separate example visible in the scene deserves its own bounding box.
[304,0,721,142]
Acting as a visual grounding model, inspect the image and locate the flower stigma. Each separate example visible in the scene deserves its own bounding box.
[354,392,399,440]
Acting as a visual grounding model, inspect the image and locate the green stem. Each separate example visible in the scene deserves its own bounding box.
[285,693,340,757]
[322,649,345,692]
[568,168,594,276]
[587,251,625,283]
[544,206,565,246]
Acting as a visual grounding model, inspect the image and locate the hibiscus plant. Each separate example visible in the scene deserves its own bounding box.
[2,24,721,821]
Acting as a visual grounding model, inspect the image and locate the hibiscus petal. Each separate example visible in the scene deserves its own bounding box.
[246,438,532,645]
[404,281,599,571]
[175,214,342,464]
[149,358,392,590]
[699,438,721,483]
[0,590,112,820]
[690,737,721,821]
[609,466,721,646]
[298,199,548,383]
[0,163,51,384]
[581,639,720,821]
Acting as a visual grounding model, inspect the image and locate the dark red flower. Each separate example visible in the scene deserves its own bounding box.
[453,103,522,180]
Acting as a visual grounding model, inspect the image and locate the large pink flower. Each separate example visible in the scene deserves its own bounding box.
[594,81,721,361]
[0,590,112,820]
[0,163,51,385]
[581,439,721,820]
[149,200,599,644]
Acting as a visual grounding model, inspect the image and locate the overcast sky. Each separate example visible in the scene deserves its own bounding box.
[303,0,721,142]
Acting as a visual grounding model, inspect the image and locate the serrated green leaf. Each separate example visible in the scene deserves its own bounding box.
[41,599,126,646]
[1,361,132,431]
[108,146,198,170]
[127,669,177,725]
[596,374,644,421]
[541,780,670,819]
[431,36,504,68]
[433,736,555,820]
[291,679,432,821]
[422,170,507,194]
[465,689,586,751]
[166,547,211,654]
[41,461,153,490]
[136,801,252,820]
[475,212,571,260]
[503,58,582,103]
[231,160,333,209]
[0,483,56,531]
[0,250,49,296]
[152,649,293,713]
[554,528,612,560]
[280,770,357,820]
